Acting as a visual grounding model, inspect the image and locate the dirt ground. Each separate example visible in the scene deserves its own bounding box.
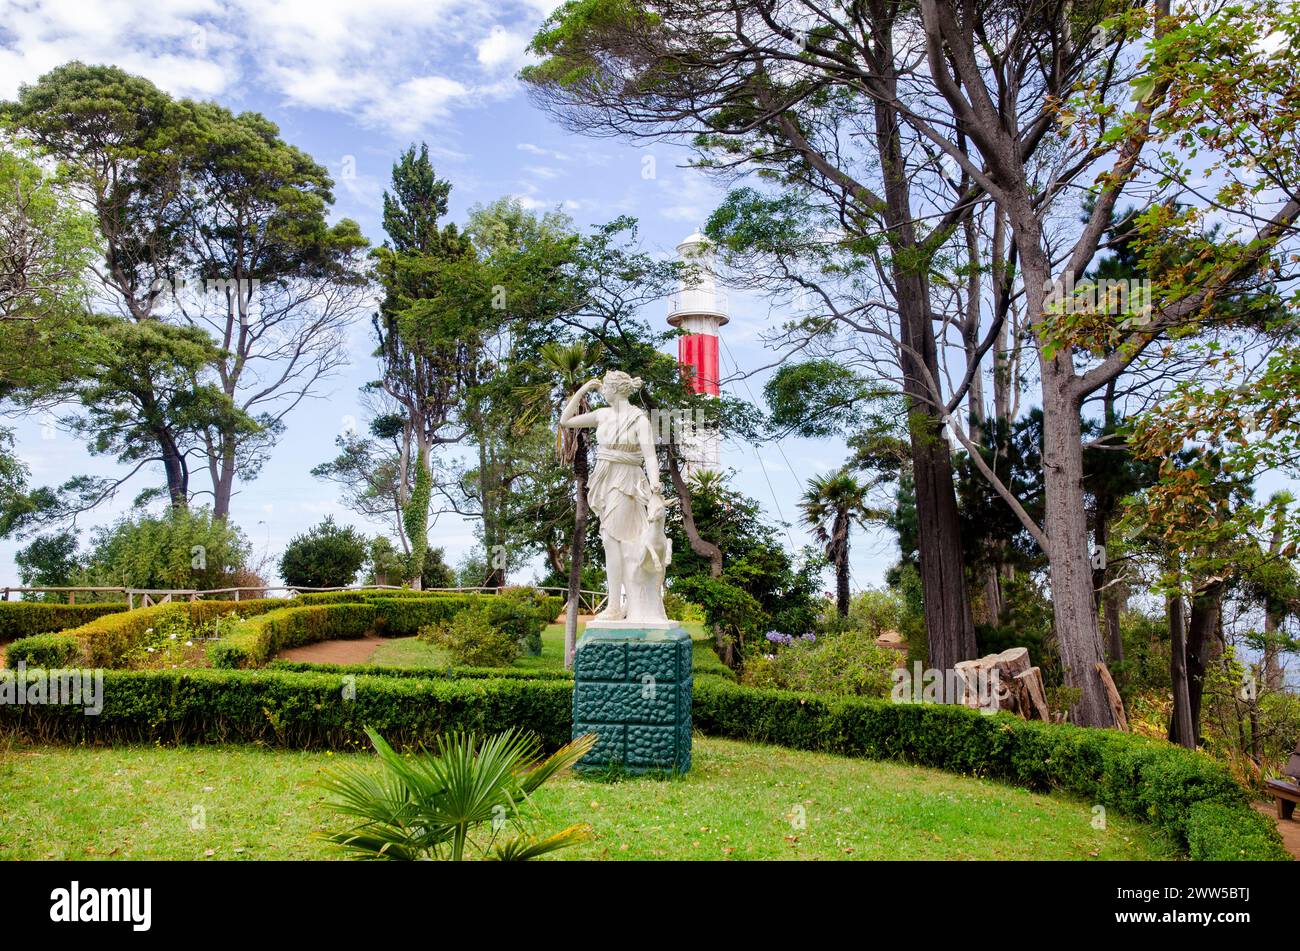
[275,634,385,665]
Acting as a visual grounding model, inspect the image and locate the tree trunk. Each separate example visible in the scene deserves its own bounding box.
[1040,374,1120,727]
[834,515,850,617]
[1167,584,1195,748]
[872,95,977,677]
[564,430,589,670]
[1184,579,1224,746]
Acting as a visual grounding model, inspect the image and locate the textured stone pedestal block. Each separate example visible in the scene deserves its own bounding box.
[572,624,692,775]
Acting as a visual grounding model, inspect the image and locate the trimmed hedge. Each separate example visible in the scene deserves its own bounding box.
[0,667,572,750]
[0,602,127,643]
[371,594,488,636]
[690,676,1290,861]
[209,604,378,668]
[6,598,290,668]
[267,659,573,681]
[5,632,81,667]
[293,589,467,606]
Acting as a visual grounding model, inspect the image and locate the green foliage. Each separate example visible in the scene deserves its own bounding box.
[209,604,378,668]
[13,532,81,598]
[662,591,705,623]
[0,602,125,643]
[743,630,898,698]
[267,659,573,681]
[278,517,369,589]
[666,473,822,637]
[0,667,576,751]
[369,594,488,636]
[764,359,888,439]
[1183,802,1290,861]
[487,587,559,657]
[670,575,768,658]
[7,597,288,668]
[5,632,80,667]
[77,507,250,591]
[422,606,522,668]
[319,726,595,860]
[975,574,1057,675]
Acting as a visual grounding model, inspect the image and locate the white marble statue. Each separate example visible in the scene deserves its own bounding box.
[560,370,672,625]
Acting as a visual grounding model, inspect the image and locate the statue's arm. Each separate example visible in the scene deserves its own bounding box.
[637,414,661,494]
[560,381,602,429]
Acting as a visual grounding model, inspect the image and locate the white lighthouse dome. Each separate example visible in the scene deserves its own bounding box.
[667,228,729,328]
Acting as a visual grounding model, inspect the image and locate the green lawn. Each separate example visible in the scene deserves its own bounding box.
[367,620,709,670]
[0,735,1177,861]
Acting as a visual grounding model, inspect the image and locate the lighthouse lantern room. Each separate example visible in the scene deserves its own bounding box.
[667,229,729,475]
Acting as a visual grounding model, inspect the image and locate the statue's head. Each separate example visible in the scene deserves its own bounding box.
[601,370,643,401]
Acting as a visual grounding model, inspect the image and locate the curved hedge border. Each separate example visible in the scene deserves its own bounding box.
[267,659,573,681]
[691,675,1289,861]
[209,604,378,668]
[0,603,127,644]
[6,598,289,668]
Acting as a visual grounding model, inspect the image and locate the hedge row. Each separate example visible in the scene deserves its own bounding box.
[370,594,491,636]
[0,603,127,643]
[6,598,290,668]
[267,659,573,680]
[690,676,1289,861]
[0,667,572,750]
[293,589,473,606]
[209,604,378,668]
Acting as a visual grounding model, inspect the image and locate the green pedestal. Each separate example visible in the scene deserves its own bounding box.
[572,625,692,775]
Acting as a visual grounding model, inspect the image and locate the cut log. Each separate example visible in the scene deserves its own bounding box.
[955,648,1034,713]
[1013,666,1051,721]
[1095,662,1129,731]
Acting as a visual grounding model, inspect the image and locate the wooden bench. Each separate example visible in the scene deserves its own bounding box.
[1267,742,1300,820]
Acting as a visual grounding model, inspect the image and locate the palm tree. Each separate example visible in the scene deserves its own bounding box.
[799,470,881,617]
[520,340,603,669]
[319,727,597,861]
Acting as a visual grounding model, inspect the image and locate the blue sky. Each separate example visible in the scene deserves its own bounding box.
[0,0,897,591]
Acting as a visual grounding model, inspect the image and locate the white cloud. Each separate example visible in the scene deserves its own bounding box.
[0,0,542,137]
[477,25,531,71]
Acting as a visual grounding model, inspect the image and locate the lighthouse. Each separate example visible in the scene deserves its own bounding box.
[667,229,728,475]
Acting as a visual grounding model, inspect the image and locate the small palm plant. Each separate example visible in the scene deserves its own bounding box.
[319,727,597,861]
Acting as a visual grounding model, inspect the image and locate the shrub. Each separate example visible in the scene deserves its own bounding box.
[663,591,705,624]
[0,602,126,643]
[209,603,378,668]
[267,659,573,681]
[487,587,557,657]
[422,606,521,668]
[0,667,575,751]
[1184,802,1290,861]
[279,517,369,589]
[75,507,251,591]
[743,629,898,697]
[5,632,80,667]
[320,727,595,860]
[370,594,487,637]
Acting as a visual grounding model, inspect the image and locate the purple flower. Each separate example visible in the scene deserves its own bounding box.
[764,630,793,646]
[801,632,817,642]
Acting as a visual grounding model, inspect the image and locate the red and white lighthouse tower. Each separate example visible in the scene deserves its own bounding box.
[667,229,728,474]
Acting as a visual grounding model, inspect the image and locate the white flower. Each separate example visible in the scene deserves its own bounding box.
[145,646,156,653]
[169,632,178,640]
[185,641,193,647]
